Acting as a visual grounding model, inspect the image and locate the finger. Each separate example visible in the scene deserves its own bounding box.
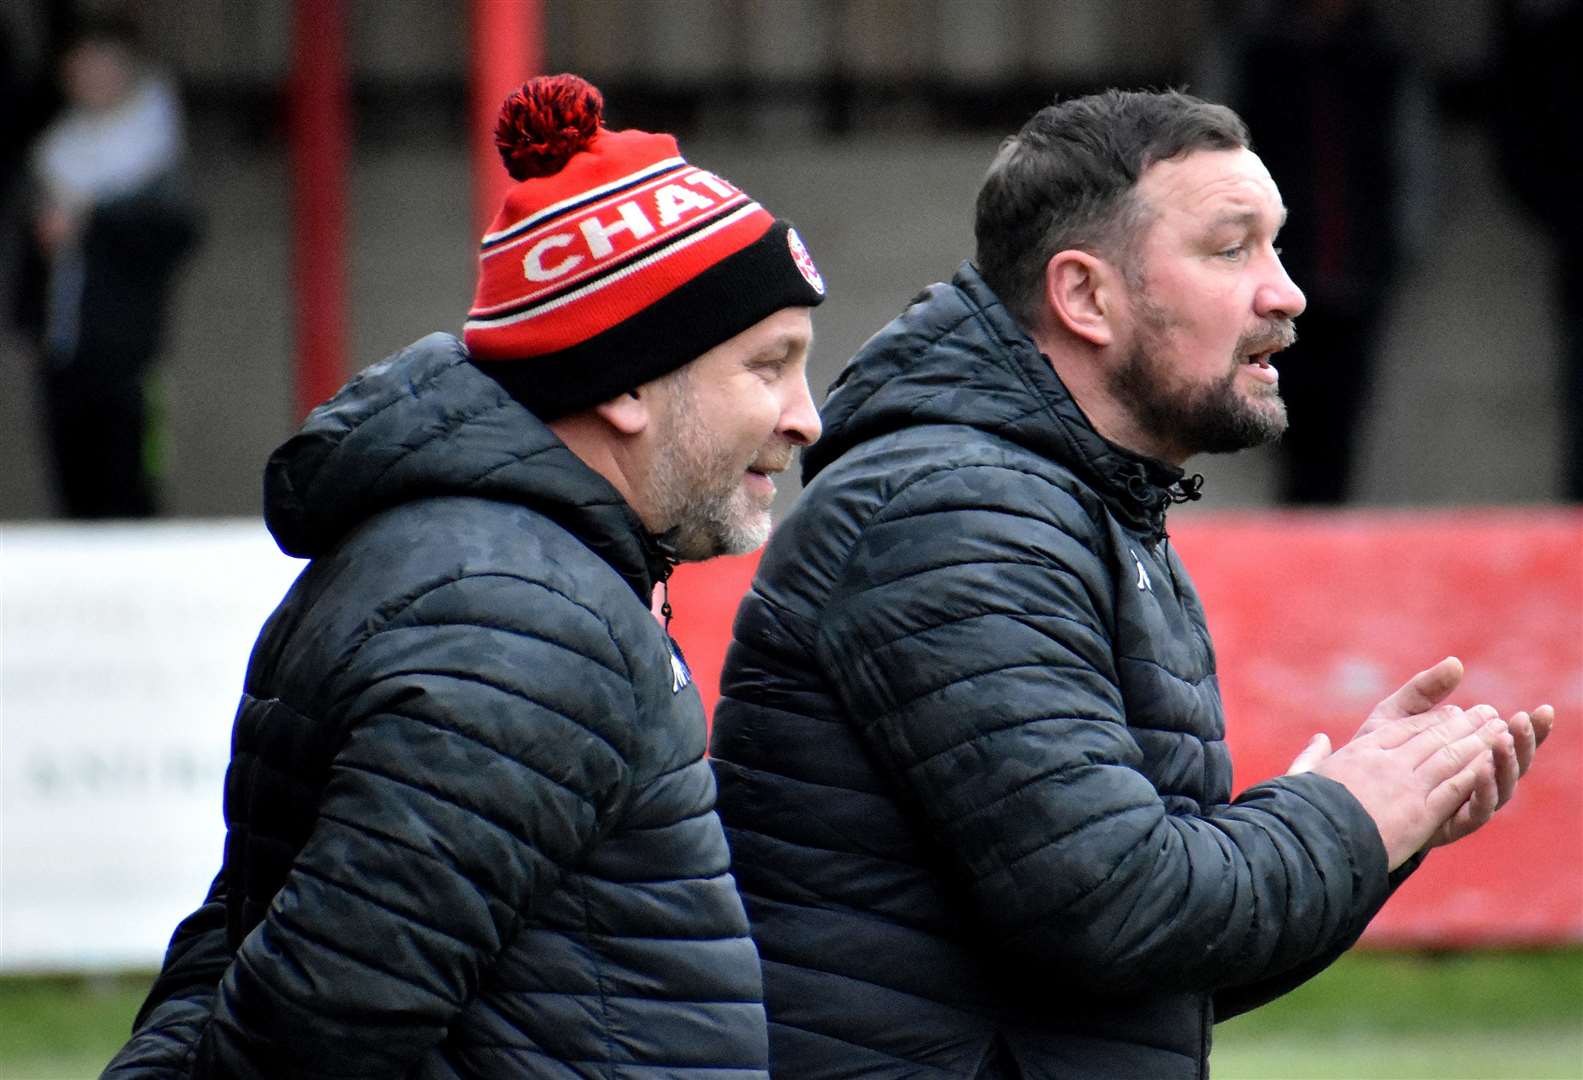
[1531,704,1555,748]
[1469,760,1500,823]
[1371,656,1464,722]
[1490,725,1519,810]
[1405,706,1500,772]
[1424,744,1498,826]
[1506,710,1538,779]
[1435,753,1502,848]
[1424,709,1507,779]
[1286,733,1332,775]
[1373,702,1480,751]
[1402,704,1500,759]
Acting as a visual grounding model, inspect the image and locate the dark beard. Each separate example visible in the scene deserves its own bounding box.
[1110,342,1288,457]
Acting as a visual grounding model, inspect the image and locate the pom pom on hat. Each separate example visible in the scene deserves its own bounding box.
[494,74,603,180]
[466,73,828,420]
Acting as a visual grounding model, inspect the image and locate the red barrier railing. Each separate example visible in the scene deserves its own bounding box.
[469,0,544,240]
[287,0,351,418]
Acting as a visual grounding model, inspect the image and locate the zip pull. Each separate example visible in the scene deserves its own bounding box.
[659,576,673,633]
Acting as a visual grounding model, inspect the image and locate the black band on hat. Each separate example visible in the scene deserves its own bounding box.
[472,220,825,420]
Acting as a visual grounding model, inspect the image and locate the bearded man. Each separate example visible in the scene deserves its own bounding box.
[103,73,825,1079]
[708,89,1550,1079]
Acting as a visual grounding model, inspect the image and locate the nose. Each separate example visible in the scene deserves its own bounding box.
[779,373,822,447]
[1257,252,1306,321]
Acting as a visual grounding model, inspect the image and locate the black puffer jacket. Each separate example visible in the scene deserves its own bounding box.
[711,265,1397,1079]
[104,334,768,1079]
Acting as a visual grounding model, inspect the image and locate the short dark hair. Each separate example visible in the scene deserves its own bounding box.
[64,10,146,53]
[974,89,1249,329]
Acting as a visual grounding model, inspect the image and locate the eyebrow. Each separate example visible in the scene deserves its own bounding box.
[1208,206,1288,231]
[751,333,809,366]
[776,328,815,355]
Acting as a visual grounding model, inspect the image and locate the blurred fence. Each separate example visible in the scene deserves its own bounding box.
[2,508,1579,972]
[7,0,1495,126]
[1,521,301,971]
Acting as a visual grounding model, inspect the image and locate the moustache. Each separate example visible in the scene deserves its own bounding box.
[1240,320,1298,357]
[749,443,798,476]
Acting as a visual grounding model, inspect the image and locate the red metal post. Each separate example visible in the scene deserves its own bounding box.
[470,0,545,240]
[288,0,351,419]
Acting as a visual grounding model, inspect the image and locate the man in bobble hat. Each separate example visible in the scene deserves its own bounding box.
[103,73,825,1078]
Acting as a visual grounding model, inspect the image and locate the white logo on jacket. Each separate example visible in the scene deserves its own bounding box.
[1130,549,1153,592]
[670,644,693,694]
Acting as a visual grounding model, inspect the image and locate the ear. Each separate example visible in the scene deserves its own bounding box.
[1044,250,1119,347]
[592,388,650,436]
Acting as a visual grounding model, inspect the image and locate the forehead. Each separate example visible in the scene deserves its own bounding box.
[1135,147,1285,230]
[691,306,813,374]
[739,306,813,354]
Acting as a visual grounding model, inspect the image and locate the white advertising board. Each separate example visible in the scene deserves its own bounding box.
[1,520,303,971]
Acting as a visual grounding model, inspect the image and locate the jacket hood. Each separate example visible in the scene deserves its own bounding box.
[804,262,1199,539]
[263,332,669,598]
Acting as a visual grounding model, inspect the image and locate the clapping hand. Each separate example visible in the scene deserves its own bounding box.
[1285,658,1553,868]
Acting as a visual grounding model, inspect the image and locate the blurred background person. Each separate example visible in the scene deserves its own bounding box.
[18,11,199,518]
[1491,0,1581,502]
[1215,0,1435,504]
[1,9,61,333]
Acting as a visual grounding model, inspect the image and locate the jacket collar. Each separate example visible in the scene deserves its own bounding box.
[264,333,668,602]
[809,262,1200,541]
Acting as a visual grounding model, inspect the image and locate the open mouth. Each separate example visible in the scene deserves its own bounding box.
[1239,345,1283,384]
[743,467,778,498]
[1241,322,1296,369]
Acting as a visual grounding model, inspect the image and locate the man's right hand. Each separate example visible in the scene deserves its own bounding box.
[1286,658,1514,871]
[1286,658,1552,869]
[1303,703,1508,870]
[1350,657,1552,848]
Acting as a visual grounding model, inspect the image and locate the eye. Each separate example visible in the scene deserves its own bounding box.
[1218,244,1247,260]
[748,352,791,382]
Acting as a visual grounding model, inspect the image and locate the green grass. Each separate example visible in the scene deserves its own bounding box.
[0,971,152,1079]
[1212,950,1583,1079]
[1,951,1579,1079]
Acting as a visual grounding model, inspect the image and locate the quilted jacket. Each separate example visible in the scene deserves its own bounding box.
[710,265,1399,1079]
[103,333,769,1079]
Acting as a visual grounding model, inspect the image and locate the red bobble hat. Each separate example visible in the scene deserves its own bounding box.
[464,73,827,419]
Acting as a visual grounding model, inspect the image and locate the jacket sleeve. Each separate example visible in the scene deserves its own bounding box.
[1210,850,1425,1020]
[100,874,230,1079]
[814,466,1390,998]
[188,574,636,1079]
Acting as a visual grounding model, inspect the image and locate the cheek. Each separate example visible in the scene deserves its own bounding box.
[707,411,771,472]
[705,379,797,461]
[736,389,787,445]
[1175,306,1244,368]
[1139,269,1250,373]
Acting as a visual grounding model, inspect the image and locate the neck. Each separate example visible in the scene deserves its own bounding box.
[1031,329,1186,467]
[547,412,656,528]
